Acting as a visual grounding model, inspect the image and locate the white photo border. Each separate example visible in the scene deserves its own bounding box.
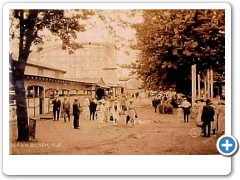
[3,2,231,175]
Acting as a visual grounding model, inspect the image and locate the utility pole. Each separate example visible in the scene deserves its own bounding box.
[191,64,196,105]
[207,69,210,99]
[210,69,214,98]
[198,74,200,99]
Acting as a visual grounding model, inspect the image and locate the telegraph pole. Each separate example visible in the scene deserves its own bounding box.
[191,64,196,105]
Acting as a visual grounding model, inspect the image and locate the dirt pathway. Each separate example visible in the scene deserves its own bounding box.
[9,99,221,155]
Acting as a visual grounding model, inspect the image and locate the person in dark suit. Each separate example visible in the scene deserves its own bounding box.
[52,96,61,121]
[201,99,215,137]
[89,98,97,121]
[73,98,80,129]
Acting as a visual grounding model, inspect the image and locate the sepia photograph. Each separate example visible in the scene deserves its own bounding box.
[8,6,227,157]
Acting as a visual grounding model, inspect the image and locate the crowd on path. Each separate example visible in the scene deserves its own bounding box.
[152,92,225,137]
[149,90,225,137]
[51,94,138,130]
[51,90,225,138]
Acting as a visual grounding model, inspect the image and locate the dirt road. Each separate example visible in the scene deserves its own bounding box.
[9,98,221,155]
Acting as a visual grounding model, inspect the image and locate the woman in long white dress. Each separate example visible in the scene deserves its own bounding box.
[127,99,137,126]
[96,100,105,128]
[83,97,90,120]
[211,101,219,135]
[217,105,225,134]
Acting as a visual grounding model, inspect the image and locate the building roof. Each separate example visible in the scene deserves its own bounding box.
[27,60,67,73]
[79,77,105,87]
[11,59,67,73]
[105,83,123,88]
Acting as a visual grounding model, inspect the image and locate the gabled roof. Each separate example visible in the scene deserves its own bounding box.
[79,77,105,87]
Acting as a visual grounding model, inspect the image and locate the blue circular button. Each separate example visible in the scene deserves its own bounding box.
[217,135,238,156]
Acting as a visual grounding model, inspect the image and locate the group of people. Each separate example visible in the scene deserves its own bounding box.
[92,96,137,128]
[151,91,180,114]
[51,95,138,130]
[177,97,222,137]
[149,91,222,137]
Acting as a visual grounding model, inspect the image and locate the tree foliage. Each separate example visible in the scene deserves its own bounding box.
[93,10,141,56]
[9,9,93,141]
[132,10,225,92]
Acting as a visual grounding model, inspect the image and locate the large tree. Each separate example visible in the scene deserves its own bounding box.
[9,9,93,141]
[132,10,225,93]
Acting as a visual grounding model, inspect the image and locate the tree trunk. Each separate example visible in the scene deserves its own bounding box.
[12,11,33,141]
[14,78,29,141]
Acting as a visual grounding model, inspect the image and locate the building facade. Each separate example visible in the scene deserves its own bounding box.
[29,42,123,97]
[9,42,128,121]
[9,60,107,121]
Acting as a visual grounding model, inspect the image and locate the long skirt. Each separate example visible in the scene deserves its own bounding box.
[97,111,104,123]
[83,107,90,119]
[218,113,225,133]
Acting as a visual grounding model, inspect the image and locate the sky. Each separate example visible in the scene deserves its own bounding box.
[9,9,143,66]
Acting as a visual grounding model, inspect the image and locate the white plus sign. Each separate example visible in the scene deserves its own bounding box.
[222,139,233,151]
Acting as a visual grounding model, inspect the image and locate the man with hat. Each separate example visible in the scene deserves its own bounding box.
[52,95,61,121]
[180,97,191,123]
[89,98,97,121]
[201,99,215,137]
[72,98,80,129]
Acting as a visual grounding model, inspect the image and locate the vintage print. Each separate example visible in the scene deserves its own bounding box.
[9,9,225,155]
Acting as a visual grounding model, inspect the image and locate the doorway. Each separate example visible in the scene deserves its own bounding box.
[96,88,104,100]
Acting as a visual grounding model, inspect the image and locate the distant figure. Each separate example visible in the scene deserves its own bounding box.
[152,97,160,113]
[135,92,139,98]
[62,97,70,122]
[119,95,127,115]
[89,98,97,121]
[96,100,105,128]
[105,97,111,121]
[127,99,137,126]
[201,99,215,137]
[52,96,61,121]
[211,101,219,135]
[72,98,80,129]
[102,99,109,124]
[111,100,121,126]
[180,97,191,123]
[216,104,225,135]
[83,97,90,120]
[177,105,183,122]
